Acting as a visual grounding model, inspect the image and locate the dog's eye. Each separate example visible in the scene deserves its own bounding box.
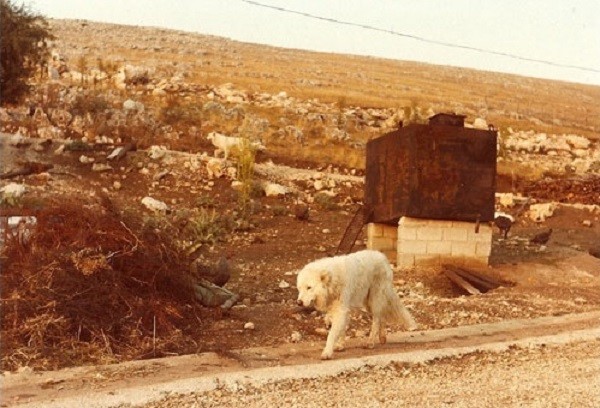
[307,286,312,290]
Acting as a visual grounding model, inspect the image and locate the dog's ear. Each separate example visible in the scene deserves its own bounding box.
[320,270,330,284]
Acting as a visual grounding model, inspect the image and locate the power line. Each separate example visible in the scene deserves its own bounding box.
[241,0,600,74]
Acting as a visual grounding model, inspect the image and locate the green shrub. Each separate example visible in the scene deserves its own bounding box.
[314,192,339,211]
[271,205,288,216]
[71,92,109,116]
[0,0,54,104]
[160,95,203,128]
[236,139,257,218]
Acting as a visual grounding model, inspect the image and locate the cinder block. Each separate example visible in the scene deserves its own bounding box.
[399,217,430,227]
[435,220,454,229]
[397,225,417,240]
[443,227,468,241]
[382,225,398,239]
[381,250,396,264]
[451,241,477,257]
[476,242,492,256]
[416,227,443,241]
[367,223,384,238]
[367,236,395,251]
[427,240,452,254]
[397,254,415,269]
[398,239,427,255]
[452,220,474,229]
[467,227,493,243]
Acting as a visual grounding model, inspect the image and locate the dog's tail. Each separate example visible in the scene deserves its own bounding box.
[382,286,418,331]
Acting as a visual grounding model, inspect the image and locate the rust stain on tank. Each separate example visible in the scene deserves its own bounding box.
[364,113,497,225]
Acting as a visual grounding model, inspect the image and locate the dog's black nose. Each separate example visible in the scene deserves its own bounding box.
[297,299,303,306]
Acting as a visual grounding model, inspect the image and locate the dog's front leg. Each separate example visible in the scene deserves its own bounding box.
[321,306,348,360]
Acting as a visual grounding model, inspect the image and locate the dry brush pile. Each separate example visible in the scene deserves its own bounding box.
[0,197,218,371]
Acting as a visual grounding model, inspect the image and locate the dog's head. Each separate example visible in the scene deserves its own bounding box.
[296,265,330,311]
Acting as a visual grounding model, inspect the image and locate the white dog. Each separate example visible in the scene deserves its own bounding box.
[206,132,265,160]
[206,132,244,160]
[296,250,417,360]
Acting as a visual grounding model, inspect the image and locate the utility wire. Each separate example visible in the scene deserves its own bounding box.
[241,0,600,74]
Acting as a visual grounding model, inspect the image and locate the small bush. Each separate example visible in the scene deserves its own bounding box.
[0,0,54,104]
[195,194,215,209]
[64,140,93,151]
[160,95,203,128]
[314,192,339,211]
[236,139,257,218]
[184,208,223,247]
[71,92,109,116]
[271,205,288,216]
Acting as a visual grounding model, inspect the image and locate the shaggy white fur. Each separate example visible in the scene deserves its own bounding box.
[206,132,244,160]
[296,250,417,360]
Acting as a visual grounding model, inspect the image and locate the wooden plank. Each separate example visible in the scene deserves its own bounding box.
[334,206,364,255]
[444,265,497,291]
[443,268,481,295]
[443,264,510,290]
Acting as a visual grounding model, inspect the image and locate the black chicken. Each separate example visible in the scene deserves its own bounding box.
[494,212,514,239]
[294,203,310,221]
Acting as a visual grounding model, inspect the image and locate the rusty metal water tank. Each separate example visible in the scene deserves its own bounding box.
[364,113,497,225]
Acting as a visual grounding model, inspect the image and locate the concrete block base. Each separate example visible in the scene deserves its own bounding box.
[366,218,492,269]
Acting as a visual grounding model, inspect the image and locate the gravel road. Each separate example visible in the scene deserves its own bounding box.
[137,340,600,408]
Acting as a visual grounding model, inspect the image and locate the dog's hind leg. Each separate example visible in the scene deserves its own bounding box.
[334,336,345,352]
[321,306,349,360]
[378,321,387,345]
[366,315,381,349]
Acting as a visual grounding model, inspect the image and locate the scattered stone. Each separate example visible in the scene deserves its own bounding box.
[290,331,302,343]
[123,99,145,112]
[91,163,112,172]
[153,170,169,181]
[148,145,168,160]
[582,220,592,227]
[529,203,556,222]
[141,196,168,213]
[278,280,290,289]
[0,183,26,200]
[244,322,255,330]
[9,134,30,147]
[315,327,328,336]
[79,155,95,164]
[263,182,288,197]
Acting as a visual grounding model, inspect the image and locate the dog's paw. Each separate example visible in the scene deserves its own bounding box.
[406,324,418,332]
[320,351,333,360]
[364,341,375,349]
[334,344,345,352]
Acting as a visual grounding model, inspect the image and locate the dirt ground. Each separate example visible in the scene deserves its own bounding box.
[1,132,600,365]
